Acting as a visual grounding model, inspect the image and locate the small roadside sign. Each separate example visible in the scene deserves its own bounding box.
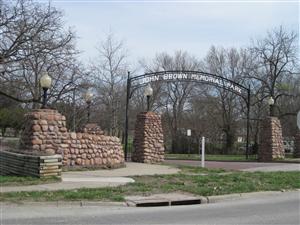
[187,129,191,137]
[297,111,300,130]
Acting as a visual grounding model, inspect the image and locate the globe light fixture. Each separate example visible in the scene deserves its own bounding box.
[268,96,275,106]
[268,96,275,116]
[144,84,153,111]
[40,72,52,108]
[84,90,93,123]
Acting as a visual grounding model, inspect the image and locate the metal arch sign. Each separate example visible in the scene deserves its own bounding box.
[124,70,252,162]
[130,71,248,97]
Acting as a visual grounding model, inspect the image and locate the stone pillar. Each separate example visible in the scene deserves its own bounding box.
[132,112,165,163]
[294,131,300,158]
[258,116,284,161]
[19,109,68,155]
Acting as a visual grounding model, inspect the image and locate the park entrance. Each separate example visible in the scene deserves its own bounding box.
[124,71,251,161]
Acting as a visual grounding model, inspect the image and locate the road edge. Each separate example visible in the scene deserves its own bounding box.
[2,189,299,207]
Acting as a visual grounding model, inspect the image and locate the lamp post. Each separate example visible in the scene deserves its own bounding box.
[268,96,275,117]
[144,84,153,111]
[84,90,93,123]
[297,111,300,130]
[40,72,52,109]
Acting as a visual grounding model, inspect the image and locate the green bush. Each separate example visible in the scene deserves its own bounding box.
[0,107,26,136]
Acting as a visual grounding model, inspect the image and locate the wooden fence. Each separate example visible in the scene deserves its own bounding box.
[0,151,62,177]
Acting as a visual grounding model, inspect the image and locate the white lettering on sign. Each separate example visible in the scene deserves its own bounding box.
[141,75,159,84]
[162,73,188,80]
[131,73,243,94]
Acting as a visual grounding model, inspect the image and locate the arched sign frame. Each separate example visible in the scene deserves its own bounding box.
[124,71,251,160]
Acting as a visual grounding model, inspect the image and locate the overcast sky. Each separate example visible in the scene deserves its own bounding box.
[48,0,299,65]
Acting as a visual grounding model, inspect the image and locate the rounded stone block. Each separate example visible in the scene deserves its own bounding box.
[32,125,41,132]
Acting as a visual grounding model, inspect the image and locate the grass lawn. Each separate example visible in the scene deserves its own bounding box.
[0,176,61,186]
[1,166,299,202]
[165,154,258,161]
[165,153,300,163]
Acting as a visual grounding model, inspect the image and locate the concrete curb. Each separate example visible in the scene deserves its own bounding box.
[1,201,126,207]
[125,190,300,207]
[205,190,300,204]
[2,189,299,207]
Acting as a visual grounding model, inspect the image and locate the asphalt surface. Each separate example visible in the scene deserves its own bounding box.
[2,191,300,225]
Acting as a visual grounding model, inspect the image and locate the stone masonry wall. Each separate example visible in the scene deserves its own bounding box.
[258,116,284,162]
[132,112,164,163]
[294,131,300,158]
[20,109,124,167]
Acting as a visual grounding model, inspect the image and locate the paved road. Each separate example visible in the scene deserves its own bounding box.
[2,191,300,225]
[165,159,300,171]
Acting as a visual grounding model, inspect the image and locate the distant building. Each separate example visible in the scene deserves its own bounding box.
[283,137,295,153]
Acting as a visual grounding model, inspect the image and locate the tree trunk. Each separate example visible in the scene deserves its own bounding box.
[224,131,234,154]
[1,127,6,137]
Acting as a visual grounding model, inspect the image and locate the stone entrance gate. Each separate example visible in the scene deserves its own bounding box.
[20,109,124,167]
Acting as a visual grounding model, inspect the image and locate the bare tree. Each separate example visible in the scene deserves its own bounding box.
[204,46,248,153]
[91,33,128,136]
[0,0,80,106]
[249,26,299,111]
[246,26,299,144]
